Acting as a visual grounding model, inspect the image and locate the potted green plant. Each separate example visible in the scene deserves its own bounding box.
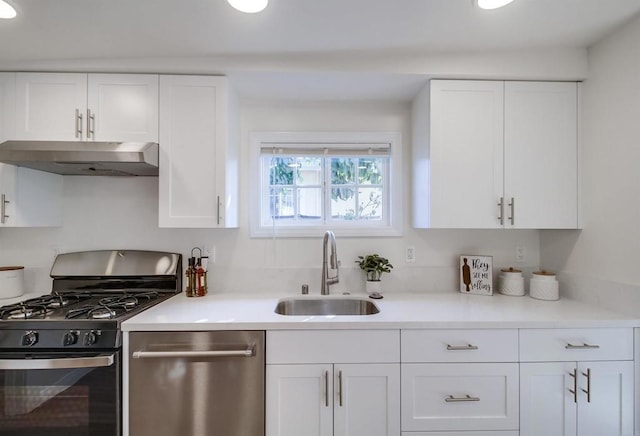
[355,254,393,295]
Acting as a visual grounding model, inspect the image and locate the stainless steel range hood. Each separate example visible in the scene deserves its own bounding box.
[0,141,159,176]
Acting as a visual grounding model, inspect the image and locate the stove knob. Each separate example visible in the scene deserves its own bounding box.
[63,331,79,346]
[83,331,99,346]
[21,331,39,347]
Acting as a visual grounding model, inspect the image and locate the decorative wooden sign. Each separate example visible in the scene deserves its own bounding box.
[459,255,493,296]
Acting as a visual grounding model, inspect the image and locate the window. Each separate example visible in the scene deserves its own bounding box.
[250,132,403,237]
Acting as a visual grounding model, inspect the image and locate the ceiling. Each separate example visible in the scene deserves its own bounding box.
[1,0,639,100]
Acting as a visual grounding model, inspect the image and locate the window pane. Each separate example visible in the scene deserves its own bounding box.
[358,158,384,185]
[298,158,322,186]
[331,158,356,185]
[331,187,356,220]
[269,187,294,219]
[298,187,322,219]
[269,157,295,186]
[358,187,383,220]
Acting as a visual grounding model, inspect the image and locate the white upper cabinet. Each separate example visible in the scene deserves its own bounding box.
[0,73,62,227]
[158,75,238,228]
[15,73,158,142]
[414,79,579,229]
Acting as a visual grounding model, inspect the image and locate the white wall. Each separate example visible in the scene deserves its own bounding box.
[541,13,640,315]
[0,99,540,296]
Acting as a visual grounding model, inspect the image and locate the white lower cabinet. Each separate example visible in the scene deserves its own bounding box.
[520,328,635,436]
[266,330,400,436]
[267,363,400,436]
[401,363,519,432]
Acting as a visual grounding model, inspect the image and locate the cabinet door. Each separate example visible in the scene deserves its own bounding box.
[87,74,158,142]
[158,75,228,228]
[577,361,634,436]
[15,73,87,140]
[266,364,333,436]
[402,362,519,432]
[429,80,504,228]
[504,81,578,228]
[0,73,16,226]
[520,362,577,436]
[334,364,400,436]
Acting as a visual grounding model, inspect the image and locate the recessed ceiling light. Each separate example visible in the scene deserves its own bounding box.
[476,0,514,10]
[0,0,16,19]
[227,0,268,14]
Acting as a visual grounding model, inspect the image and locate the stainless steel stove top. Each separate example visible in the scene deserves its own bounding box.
[0,250,182,350]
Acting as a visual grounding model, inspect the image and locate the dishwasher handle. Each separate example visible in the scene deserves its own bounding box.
[132,346,255,359]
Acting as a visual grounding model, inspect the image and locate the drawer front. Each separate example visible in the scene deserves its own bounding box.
[402,432,519,436]
[520,328,633,362]
[267,330,400,364]
[402,329,518,362]
[401,363,519,432]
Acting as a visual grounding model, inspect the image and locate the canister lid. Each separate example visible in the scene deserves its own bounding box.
[0,266,24,271]
[533,270,555,276]
[501,267,522,273]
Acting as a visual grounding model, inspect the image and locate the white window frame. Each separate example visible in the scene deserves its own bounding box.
[249,131,403,238]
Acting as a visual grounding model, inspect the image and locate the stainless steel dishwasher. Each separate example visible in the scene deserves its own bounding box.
[128,331,265,436]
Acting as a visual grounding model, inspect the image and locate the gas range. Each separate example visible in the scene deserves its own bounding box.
[0,250,182,350]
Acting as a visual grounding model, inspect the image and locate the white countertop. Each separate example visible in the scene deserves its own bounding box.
[121,291,640,331]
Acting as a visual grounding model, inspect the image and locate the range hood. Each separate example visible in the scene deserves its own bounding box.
[0,141,159,176]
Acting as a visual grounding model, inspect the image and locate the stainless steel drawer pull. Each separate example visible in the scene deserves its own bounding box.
[508,197,515,225]
[446,344,479,351]
[338,370,343,407]
[445,394,480,403]
[132,347,255,359]
[497,197,504,225]
[75,108,83,139]
[324,370,330,407]
[581,368,592,403]
[565,343,600,350]
[1,193,8,224]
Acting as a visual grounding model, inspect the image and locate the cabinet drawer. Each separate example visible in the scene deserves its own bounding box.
[402,329,518,362]
[401,363,519,432]
[519,328,633,362]
[267,330,399,364]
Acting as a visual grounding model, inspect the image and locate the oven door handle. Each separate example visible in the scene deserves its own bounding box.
[0,354,115,370]
[132,347,255,359]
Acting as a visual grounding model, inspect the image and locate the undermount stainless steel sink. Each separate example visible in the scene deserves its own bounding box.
[274,297,380,316]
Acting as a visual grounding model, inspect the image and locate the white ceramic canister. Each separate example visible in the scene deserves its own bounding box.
[0,266,25,299]
[498,267,525,296]
[529,270,559,301]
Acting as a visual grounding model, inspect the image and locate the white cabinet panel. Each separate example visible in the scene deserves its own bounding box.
[401,363,519,432]
[504,81,578,228]
[15,72,158,142]
[402,328,518,363]
[158,75,238,228]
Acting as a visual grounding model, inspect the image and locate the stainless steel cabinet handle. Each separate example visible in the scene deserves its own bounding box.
[581,368,592,403]
[1,193,8,224]
[324,370,329,407]
[338,370,343,407]
[446,344,479,351]
[445,394,480,403]
[87,108,95,139]
[217,195,221,225]
[568,368,577,403]
[0,354,114,370]
[132,347,255,359]
[565,343,600,350]
[497,197,504,225]
[75,108,83,139]
[508,197,515,225]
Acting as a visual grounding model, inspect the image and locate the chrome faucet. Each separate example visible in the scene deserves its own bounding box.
[321,230,339,295]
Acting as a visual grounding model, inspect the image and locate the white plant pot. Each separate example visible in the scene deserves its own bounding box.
[365,280,382,295]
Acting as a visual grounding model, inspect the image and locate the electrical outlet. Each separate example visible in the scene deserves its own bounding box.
[406,246,416,263]
[515,246,526,263]
[204,246,216,263]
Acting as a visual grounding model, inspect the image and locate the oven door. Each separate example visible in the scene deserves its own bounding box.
[0,350,120,436]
